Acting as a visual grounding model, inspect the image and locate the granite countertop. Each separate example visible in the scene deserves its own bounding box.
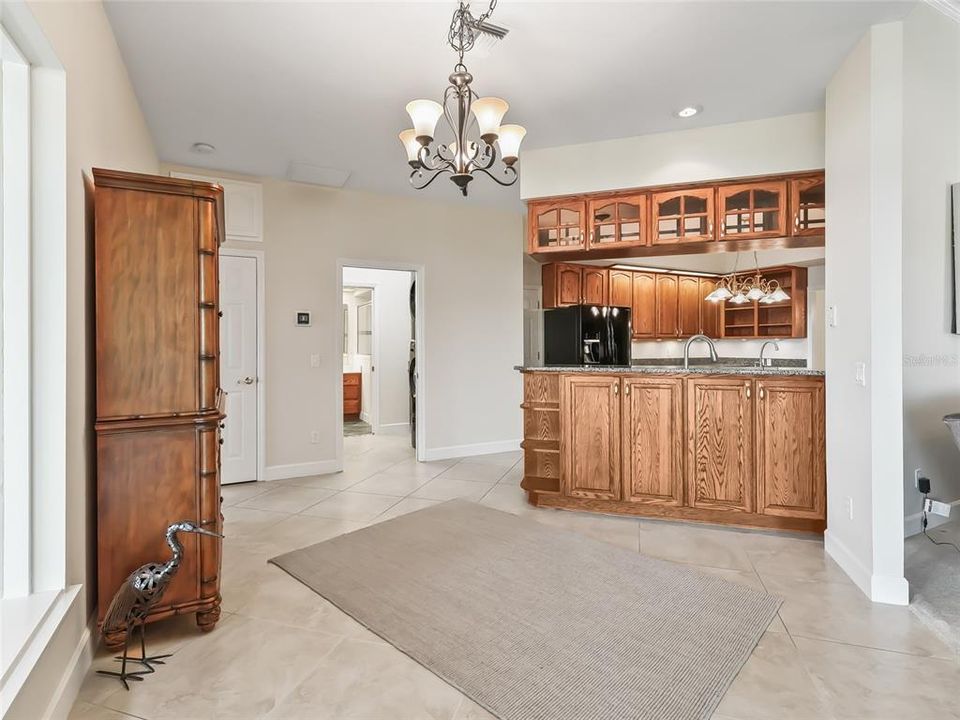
[515,364,825,377]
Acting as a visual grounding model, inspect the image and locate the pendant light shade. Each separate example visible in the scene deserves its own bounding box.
[398,129,421,167]
[406,99,444,143]
[745,286,765,301]
[497,124,526,165]
[471,97,509,141]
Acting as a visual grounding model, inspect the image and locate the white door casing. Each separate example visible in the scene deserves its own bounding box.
[219,255,259,484]
[523,286,543,365]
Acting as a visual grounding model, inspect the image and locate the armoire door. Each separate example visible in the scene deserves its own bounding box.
[561,375,621,500]
[621,378,683,505]
[686,377,754,513]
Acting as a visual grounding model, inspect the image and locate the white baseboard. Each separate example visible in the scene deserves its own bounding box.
[46,614,95,720]
[360,410,371,424]
[904,498,960,536]
[265,460,340,481]
[421,439,521,462]
[824,530,909,606]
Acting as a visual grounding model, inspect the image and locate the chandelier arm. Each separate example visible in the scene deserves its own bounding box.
[472,164,518,188]
[410,166,454,191]
[473,142,498,171]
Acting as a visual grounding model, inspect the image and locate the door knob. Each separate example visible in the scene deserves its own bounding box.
[240,376,255,385]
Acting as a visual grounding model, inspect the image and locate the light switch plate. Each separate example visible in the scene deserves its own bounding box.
[855,362,866,387]
[827,305,839,327]
[310,354,320,368]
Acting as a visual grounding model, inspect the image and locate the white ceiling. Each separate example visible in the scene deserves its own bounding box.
[104,1,913,208]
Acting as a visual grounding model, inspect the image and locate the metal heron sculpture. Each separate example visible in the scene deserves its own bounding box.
[98,520,223,689]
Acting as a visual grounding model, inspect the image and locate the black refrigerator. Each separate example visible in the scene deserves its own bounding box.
[544,305,632,366]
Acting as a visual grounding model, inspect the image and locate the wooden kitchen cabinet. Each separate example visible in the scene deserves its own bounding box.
[718,181,787,240]
[528,199,588,254]
[631,272,657,338]
[677,275,702,337]
[581,267,609,305]
[560,375,621,500]
[588,195,647,251]
[755,378,825,520]
[608,269,634,308]
[542,263,584,308]
[656,274,679,337]
[700,278,722,338]
[685,377,754,514]
[652,188,715,244]
[621,377,684,505]
[790,176,826,237]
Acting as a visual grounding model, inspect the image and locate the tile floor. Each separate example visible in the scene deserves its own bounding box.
[71,432,960,720]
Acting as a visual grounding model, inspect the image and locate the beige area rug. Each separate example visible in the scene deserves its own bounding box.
[270,500,780,720]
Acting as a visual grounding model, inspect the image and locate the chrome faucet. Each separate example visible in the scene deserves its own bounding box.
[683,334,719,370]
[759,340,780,367]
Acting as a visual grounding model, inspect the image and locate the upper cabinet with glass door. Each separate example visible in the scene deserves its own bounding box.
[587,195,647,251]
[651,189,714,245]
[717,181,787,240]
[790,176,825,236]
[528,199,588,254]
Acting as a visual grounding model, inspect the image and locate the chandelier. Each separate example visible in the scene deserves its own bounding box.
[398,0,526,196]
[706,253,791,305]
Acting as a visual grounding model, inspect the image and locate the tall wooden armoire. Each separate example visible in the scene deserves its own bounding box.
[93,169,225,645]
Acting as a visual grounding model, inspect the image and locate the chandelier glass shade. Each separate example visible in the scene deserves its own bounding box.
[705,253,791,305]
[398,1,525,196]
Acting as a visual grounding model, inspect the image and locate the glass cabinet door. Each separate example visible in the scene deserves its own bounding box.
[718,181,786,239]
[529,200,587,253]
[652,189,714,244]
[790,176,825,236]
[587,195,646,249]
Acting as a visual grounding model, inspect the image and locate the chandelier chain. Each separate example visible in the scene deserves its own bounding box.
[447,0,499,64]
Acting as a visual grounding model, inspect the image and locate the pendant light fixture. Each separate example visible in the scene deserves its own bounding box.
[398,0,526,196]
[705,252,791,305]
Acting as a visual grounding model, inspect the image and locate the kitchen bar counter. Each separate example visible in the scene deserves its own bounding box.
[515,364,824,377]
[518,367,826,533]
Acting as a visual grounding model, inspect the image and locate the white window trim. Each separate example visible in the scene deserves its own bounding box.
[0,3,69,714]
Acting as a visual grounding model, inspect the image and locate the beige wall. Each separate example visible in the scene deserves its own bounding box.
[11,2,158,717]
[166,165,525,470]
[900,4,960,526]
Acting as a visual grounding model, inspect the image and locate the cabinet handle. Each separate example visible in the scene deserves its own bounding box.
[709,221,714,238]
[745,385,752,399]
[794,213,800,231]
[624,384,630,396]
[613,384,619,396]
[759,387,765,400]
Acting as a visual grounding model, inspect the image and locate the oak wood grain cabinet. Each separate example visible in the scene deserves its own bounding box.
[755,378,825,520]
[542,263,584,308]
[631,272,658,338]
[560,374,621,500]
[588,194,647,251]
[717,181,787,240]
[581,267,609,305]
[608,269,634,308]
[94,168,225,646]
[721,266,807,339]
[621,377,684,505]
[790,175,826,236]
[685,376,755,514]
[656,274,680,337]
[677,275,702,337]
[343,372,362,418]
[700,278,722,338]
[528,199,588,254]
[652,188,715,245]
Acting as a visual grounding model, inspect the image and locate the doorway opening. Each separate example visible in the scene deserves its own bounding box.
[338,263,422,461]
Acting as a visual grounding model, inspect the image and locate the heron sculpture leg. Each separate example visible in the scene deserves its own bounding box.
[116,622,172,672]
[97,628,149,690]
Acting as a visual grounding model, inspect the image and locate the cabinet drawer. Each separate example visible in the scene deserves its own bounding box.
[343,385,360,401]
[343,373,361,386]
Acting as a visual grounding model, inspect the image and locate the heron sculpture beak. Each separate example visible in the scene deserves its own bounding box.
[192,527,225,539]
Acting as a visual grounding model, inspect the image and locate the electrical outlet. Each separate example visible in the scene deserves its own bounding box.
[310,430,320,444]
[924,498,952,518]
[310,354,321,368]
[844,496,854,520]
[915,468,923,489]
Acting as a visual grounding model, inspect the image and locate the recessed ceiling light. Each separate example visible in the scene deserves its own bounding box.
[191,142,216,154]
[674,106,701,119]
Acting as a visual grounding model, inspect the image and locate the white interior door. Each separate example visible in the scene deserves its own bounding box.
[523,286,543,365]
[219,255,259,484]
